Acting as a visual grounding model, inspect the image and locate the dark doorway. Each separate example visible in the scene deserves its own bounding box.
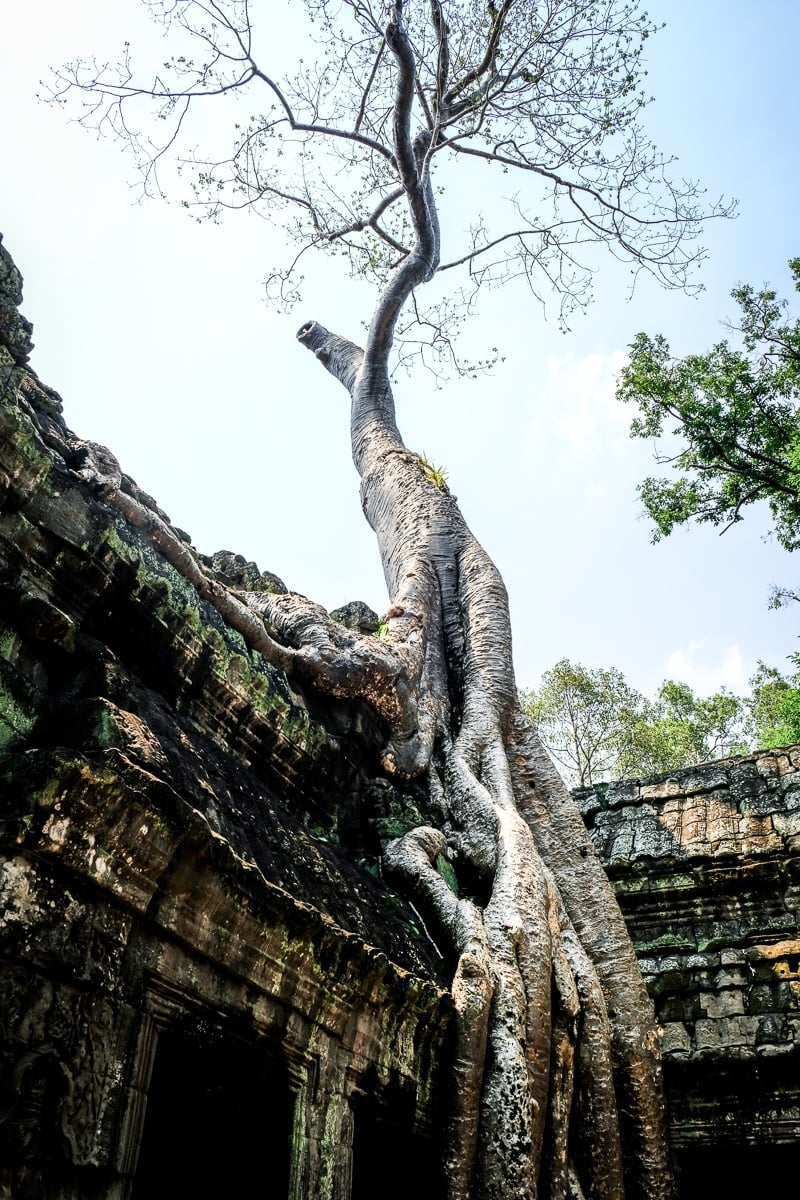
[132,1021,294,1199]
[350,1085,442,1200]
[674,1143,799,1200]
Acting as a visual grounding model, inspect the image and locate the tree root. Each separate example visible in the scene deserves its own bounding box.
[385,713,660,1200]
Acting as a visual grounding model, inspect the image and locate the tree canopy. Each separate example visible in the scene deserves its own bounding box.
[616,257,800,574]
[747,659,800,749]
[50,0,728,374]
[520,660,647,786]
[522,661,749,787]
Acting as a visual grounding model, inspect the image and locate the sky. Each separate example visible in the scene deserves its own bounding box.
[1,0,798,702]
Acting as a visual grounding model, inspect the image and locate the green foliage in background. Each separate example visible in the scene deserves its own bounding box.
[617,258,800,608]
[521,655,800,787]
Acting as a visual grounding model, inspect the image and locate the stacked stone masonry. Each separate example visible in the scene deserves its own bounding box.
[576,754,800,1183]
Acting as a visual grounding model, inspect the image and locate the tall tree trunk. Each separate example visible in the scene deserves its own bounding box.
[294,310,675,1200]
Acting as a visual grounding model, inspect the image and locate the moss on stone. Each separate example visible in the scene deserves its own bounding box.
[0,401,52,497]
[0,681,36,749]
[435,853,459,896]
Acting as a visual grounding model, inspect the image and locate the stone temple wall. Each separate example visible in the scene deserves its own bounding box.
[577,754,800,1193]
[1,232,798,1198]
[0,232,452,1200]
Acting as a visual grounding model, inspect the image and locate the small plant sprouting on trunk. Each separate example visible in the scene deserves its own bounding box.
[417,452,449,491]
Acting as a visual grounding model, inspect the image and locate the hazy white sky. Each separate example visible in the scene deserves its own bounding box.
[2,0,798,700]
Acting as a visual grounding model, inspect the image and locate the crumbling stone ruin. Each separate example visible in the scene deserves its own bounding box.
[575,761,800,1195]
[1,235,798,1197]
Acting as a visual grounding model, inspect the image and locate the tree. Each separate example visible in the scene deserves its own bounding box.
[522,664,747,787]
[616,257,800,604]
[618,680,747,776]
[747,660,800,749]
[521,660,649,787]
[50,3,725,1196]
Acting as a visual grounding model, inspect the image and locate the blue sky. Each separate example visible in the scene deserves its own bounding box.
[2,0,798,701]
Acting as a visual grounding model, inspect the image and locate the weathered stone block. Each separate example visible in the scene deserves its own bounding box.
[718,1015,761,1046]
[660,1022,692,1055]
[699,989,745,1019]
[755,1015,785,1045]
[693,1019,722,1051]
